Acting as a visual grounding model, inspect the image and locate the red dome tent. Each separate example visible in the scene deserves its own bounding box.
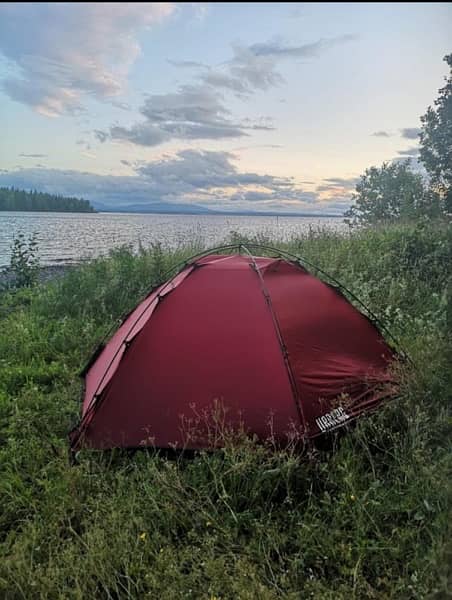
[70,246,397,453]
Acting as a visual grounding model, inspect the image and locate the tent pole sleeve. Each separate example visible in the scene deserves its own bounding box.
[240,244,307,435]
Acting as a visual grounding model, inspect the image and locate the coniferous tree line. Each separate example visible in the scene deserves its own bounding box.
[0,187,95,213]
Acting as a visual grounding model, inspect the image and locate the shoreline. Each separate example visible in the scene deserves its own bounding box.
[0,264,75,288]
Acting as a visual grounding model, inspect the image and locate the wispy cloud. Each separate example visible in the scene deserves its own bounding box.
[397,146,420,157]
[19,153,48,158]
[371,130,392,137]
[215,35,357,95]
[316,176,359,199]
[400,127,421,140]
[247,35,357,58]
[167,59,208,69]
[100,34,356,147]
[0,3,175,116]
[323,177,359,187]
[232,143,284,151]
[371,127,422,140]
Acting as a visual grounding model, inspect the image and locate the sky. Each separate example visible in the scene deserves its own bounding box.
[0,2,451,214]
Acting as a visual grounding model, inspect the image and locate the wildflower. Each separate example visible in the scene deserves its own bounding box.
[206,521,212,527]
[139,532,146,540]
[350,495,356,501]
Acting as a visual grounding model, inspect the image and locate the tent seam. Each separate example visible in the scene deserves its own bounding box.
[242,250,307,435]
[70,264,196,450]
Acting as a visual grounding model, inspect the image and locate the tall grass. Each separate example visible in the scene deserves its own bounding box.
[0,222,451,598]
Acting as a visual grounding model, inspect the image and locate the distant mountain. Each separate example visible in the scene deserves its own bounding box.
[92,201,217,215]
[211,209,342,218]
[92,201,342,218]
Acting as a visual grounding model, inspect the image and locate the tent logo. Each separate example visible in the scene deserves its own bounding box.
[316,406,351,432]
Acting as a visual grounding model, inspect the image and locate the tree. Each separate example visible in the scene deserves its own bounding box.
[0,187,96,212]
[419,53,452,215]
[344,160,439,227]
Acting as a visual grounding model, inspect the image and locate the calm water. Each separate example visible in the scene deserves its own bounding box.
[0,212,346,266]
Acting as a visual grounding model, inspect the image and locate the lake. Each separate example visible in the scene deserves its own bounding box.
[0,212,346,266]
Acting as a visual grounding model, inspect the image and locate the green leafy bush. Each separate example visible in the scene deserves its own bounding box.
[2,232,40,290]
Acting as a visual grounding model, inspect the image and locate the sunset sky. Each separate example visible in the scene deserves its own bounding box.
[0,2,451,213]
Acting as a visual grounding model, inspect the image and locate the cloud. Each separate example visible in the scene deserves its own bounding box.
[228,190,318,204]
[111,100,131,111]
[247,35,357,59]
[93,130,109,143]
[232,143,284,151]
[135,149,292,193]
[372,128,422,140]
[371,130,392,137]
[200,70,250,94]
[100,84,274,146]
[0,3,175,115]
[101,34,356,148]
[316,176,358,193]
[19,153,48,158]
[0,150,350,213]
[167,59,208,69]
[106,123,172,147]
[223,45,284,93]
[323,177,359,188]
[397,146,420,157]
[400,127,421,140]
[140,85,227,125]
[76,138,92,151]
[217,35,357,95]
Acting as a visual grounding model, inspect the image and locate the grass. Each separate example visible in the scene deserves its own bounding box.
[0,221,451,598]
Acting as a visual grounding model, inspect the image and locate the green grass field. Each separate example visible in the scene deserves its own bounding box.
[0,222,451,598]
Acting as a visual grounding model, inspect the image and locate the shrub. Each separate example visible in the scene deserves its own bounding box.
[2,232,40,290]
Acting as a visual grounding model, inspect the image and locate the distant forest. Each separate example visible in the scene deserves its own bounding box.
[0,187,96,213]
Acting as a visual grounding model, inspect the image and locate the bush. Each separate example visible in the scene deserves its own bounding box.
[2,232,40,290]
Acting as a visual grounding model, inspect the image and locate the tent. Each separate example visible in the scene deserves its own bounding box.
[69,247,397,452]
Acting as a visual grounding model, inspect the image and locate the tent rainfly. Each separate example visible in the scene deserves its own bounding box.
[69,249,397,453]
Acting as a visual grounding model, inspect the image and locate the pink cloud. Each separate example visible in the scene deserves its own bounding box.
[0,3,175,116]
